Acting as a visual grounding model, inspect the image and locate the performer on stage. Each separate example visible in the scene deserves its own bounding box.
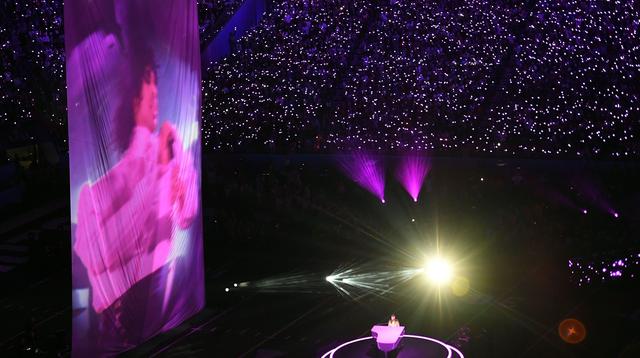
[388,314,400,327]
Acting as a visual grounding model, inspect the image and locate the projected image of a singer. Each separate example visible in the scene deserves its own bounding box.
[73,49,198,314]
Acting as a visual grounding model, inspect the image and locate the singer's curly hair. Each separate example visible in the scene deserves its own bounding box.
[111,0,162,154]
[113,48,157,153]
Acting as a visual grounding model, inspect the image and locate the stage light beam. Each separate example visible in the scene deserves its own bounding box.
[424,257,453,286]
[326,267,422,298]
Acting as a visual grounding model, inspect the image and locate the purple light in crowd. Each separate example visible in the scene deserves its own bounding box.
[569,252,639,286]
[614,212,619,218]
[582,209,588,215]
[339,153,386,203]
[396,156,430,202]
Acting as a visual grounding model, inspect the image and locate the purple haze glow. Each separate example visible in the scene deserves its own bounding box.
[396,156,430,202]
[529,176,580,213]
[339,153,385,203]
[574,177,618,217]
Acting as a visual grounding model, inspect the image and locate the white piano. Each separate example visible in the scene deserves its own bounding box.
[371,325,405,353]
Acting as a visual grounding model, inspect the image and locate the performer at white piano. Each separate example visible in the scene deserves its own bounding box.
[388,314,400,327]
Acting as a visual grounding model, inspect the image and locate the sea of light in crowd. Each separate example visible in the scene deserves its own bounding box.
[1,0,65,146]
[203,0,640,157]
[198,0,245,49]
[1,0,639,158]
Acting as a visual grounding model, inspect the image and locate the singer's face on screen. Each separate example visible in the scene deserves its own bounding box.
[134,67,158,131]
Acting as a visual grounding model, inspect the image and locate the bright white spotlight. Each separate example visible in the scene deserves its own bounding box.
[326,275,336,282]
[425,257,453,285]
[225,288,230,292]
[233,283,238,287]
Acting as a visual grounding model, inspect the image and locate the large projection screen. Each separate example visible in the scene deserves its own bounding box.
[65,1,204,355]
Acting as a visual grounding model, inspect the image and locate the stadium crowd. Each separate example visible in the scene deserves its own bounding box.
[198,0,245,49]
[0,0,639,159]
[203,0,640,157]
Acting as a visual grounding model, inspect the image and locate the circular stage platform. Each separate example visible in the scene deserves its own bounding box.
[321,335,464,358]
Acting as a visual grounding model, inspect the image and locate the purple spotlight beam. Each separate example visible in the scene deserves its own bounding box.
[396,156,430,202]
[574,177,618,217]
[339,153,386,203]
